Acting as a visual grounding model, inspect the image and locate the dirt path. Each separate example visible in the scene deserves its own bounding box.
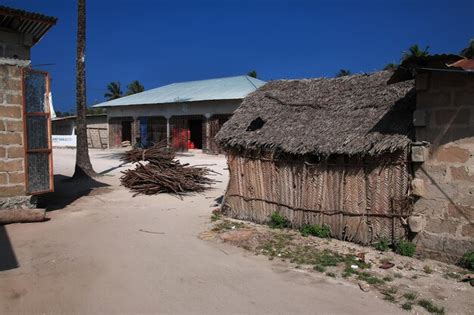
[0,148,403,314]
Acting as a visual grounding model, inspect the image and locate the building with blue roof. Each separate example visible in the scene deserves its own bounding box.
[93,75,265,152]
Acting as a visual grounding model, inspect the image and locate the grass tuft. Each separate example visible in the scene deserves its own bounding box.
[268,212,290,229]
[300,224,331,238]
[417,299,445,315]
[395,240,416,257]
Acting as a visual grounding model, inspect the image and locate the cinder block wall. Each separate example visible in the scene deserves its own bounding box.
[0,64,26,198]
[413,71,474,262]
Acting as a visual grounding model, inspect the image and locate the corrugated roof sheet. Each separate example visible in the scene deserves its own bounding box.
[94,75,266,108]
[0,6,57,45]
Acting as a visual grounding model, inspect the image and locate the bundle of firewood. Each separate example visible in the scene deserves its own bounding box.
[120,141,216,197]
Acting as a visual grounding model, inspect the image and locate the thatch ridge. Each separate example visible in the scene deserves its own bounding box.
[215,71,415,157]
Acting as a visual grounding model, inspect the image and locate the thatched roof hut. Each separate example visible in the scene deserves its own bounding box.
[216,71,416,245]
[216,71,415,157]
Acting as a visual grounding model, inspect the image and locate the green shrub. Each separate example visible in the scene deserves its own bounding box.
[461,250,474,270]
[300,224,331,238]
[268,212,290,229]
[401,302,413,311]
[395,240,416,257]
[403,292,416,301]
[417,299,445,315]
[374,237,390,251]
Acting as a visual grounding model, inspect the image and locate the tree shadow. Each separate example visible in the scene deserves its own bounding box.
[37,175,111,212]
[0,225,18,271]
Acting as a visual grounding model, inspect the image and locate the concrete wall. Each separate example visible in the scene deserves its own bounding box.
[413,70,474,263]
[52,115,108,148]
[0,64,26,199]
[0,30,31,60]
[105,99,241,119]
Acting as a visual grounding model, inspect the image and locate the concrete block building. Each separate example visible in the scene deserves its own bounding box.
[0,6,56,207]
[412,67,474,262]
[93,75,266,153]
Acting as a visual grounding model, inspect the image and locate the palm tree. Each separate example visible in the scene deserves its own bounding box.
[335,69,351,77]
[126,80,145,95]
[104,82,123,100]
[402,44,430,61]
[383,63,398,71]
[73,0,96,179]
[247,70,257,78]
[460,39,474,59]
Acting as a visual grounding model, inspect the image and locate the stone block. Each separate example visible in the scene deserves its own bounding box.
[415,231,446,253]
[416,73,429,91]
[0,147,5,158]
[7,66,21,77]
[454,91,474,106]
[411,178,425,196]
[426,218,458,235]
[0,132,22,145]
[431,72,468,89]
[0,172,7,185]
[451,166,474,181]
[417,91,451,108]
[413,110,427,127]
[8,172,24,184]
[5,79,20,90]
[408,215,426,233]
[0,185,25,197]
[411,145,428,162]
[0,105,21,118]
[413,198,447,217]
[7,147,24,159]
[6,94,22,105]
[447,202,474,222]
[435,109,470,125]
[0,159,24,172]
[0,120,4,131]
[5,120,23,132]
[433,146,470,163]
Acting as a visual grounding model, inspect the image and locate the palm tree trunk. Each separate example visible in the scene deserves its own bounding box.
[73,0,96,179]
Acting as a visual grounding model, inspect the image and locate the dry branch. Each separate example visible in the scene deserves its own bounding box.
[120,142,216,197]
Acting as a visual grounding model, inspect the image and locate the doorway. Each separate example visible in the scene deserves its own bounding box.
[121,121,132,142]
[188,119,203,149]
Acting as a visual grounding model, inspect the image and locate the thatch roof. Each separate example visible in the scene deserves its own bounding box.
[215,71,415,157]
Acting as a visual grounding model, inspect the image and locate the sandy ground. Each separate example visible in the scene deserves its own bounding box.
[0,148,404,314]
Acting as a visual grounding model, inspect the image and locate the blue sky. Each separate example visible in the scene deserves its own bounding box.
[7,0,474,111]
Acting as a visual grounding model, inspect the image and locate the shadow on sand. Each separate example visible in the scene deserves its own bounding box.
[0,225,18,271]
[37,175,111,212]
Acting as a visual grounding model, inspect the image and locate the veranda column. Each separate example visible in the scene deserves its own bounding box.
[165,115,171,148]
[132,116,139,146]
[204,113,212,153]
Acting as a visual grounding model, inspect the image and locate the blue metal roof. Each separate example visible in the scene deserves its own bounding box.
[93,75,266,108]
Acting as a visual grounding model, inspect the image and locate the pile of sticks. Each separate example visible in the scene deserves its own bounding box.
[120,141,216,197]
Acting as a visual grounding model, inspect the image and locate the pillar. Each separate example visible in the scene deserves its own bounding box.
[165,116,171,148]
[204,113,212,153]
[132,116,139,146]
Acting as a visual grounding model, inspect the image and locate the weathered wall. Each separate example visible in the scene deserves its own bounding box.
[413,70,474,262]
[0,64,26,199]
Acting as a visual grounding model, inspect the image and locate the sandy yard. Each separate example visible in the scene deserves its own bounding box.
[1,147,409,314]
